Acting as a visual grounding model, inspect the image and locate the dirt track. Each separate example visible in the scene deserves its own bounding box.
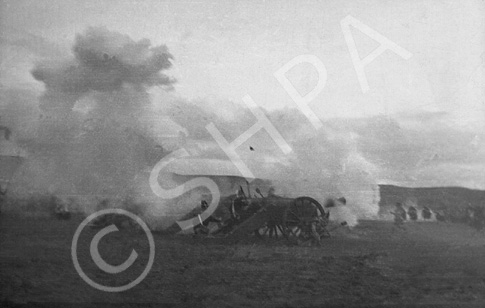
[1,214,485,307]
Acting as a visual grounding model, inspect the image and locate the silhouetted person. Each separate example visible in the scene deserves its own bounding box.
[267,187,276,197]
[469,206,485,231]
[192,200,222,235]
[422,206,432,220]
[0,186,7,214]
[231,188,249,220]
[408,206,418,221]
[396,203,407,220]
[90,199,111,228]
[217,188,256,234]
[391,203,406,229]
[435,211,446,222]
[0,124,12,140]
[199,200,222,225]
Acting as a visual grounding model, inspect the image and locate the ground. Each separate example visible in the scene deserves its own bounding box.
[1,213,485,307]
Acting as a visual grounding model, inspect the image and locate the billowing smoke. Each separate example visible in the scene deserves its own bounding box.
[158,99,381,226]
[5,27,175,216]
[3,27,381,227]
[31,27,174,113]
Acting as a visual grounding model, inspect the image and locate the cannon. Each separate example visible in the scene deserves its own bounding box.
[192,184,331,245]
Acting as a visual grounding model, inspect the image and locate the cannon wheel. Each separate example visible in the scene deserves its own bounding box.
[254,207,279,239]
[255,221,285,239]
[254,202,286,239]
[282,197,328,245]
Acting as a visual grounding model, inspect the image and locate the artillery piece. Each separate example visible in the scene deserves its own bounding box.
[195,183,331,245]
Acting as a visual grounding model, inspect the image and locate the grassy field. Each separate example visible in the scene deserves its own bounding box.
[1,212,485,307]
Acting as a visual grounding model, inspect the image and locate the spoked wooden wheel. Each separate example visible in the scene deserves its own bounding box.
[256,221,285,238]
[283,197,329,245]
[254,203,286,239]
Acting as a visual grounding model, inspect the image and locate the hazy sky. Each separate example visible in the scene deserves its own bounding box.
[1,0,483,123]
[1,0,484,190]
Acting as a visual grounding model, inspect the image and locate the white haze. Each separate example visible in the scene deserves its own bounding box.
[1,26,484,228]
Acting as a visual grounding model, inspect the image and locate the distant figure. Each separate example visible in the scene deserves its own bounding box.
[408,206,418,221]
[396,203,407,221]
[192,200,222,235]
[90,199,112,228]
[466,207,475,224]
[391,203,406,229]
[200,200,223,227]
[55,202,71,220]
[267,187,276,197]
[0,125,12,140]
[97,198,110,211]
[475,207,485,230]
[231,188,248,220]
[468,206,485,231]
[422,206,432,220]
[0,186,7,214]
[230,187,260,220]
[435,210,446,222]
[249,146,254,151]
[216,189,252,234]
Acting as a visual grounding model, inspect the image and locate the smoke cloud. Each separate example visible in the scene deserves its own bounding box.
[160,98,381,226]
[31,26,174,113]
[4,26,481,229]
[3,27,177,217]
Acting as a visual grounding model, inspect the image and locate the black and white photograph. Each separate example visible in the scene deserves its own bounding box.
[1,0,484,307]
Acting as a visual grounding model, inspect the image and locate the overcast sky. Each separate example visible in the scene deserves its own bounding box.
[1,0,484,190]
[1,0,483,121]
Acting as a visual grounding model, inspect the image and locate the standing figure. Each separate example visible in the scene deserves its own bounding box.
[193,200,222,235]
[231,187,249,221]
[408,206,418,221]
[216,188,253,235]
[469,206,485,231]
[0,186,7,214]
[391,202,406,230]
[422,206,432,220]
[267,187,276,197]
[435,210,446,222]
[396,203,407,220]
